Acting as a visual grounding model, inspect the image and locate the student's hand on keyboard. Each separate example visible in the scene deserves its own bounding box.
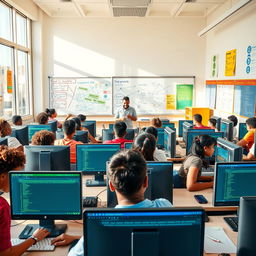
[32,228,50,241]
[51,234,81,246]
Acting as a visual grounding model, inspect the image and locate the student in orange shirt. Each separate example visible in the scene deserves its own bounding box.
[54,119,83,163]
[237,117,256,152]
[104,121,133,148]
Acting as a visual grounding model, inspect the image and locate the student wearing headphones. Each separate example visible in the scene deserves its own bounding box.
[0,146,49,255]
[51,150,172,255]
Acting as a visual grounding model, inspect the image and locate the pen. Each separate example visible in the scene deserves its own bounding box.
[206,234,222,243]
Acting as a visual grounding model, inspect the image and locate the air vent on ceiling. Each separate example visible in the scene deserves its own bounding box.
[111,0,151,7]
[113,7,148,17]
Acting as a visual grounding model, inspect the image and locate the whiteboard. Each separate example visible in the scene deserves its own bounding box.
[216,84,234,113]
[113,77,194,115]
[49,77,112,115]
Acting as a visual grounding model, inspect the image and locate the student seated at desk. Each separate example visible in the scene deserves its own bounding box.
[151,117,162,128]
[0,145,50,256]
[104,121,133,148]
[31,130,55,145]
[193,114,210,129]
[237,117,256,153]
[51,150,172,256]
[54,119,83,163]
[208,118,218,132]
[179,135,216,191]
[73,116,99,143]
[228,115,238,139]
[144,126,167,161]
[132,132,156,161]
[0,119,23,152]
[12,115,22,126]
[45,108,62,128]
[36,112,49,125]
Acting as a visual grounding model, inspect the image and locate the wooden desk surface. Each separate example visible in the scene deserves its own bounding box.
[10,216,237,256]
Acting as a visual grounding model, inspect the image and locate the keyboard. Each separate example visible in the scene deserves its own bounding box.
[224,216,238,232]
[11,238,55,251]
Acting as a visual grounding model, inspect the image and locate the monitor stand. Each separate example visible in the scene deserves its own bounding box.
[86,173,106,187]
[19,220,67,239]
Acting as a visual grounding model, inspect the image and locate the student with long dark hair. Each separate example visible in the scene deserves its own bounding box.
[45,108,62,128]
[179,134,216,191]
[132,133,156,161]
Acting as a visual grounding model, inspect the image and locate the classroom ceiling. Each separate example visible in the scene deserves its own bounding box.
[33,0,227,18]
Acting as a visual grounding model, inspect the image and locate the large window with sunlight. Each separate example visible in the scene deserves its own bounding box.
[0,1,32,119]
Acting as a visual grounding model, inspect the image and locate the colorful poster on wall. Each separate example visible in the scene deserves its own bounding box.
[7,69,12,93]
[246,45,256,75]
[225,49,236,76]
[176,84,193,109]
[211,55,218,78]
[166,94,175,110]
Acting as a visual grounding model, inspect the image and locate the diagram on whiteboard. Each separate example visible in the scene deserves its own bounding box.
[50,78,112,115]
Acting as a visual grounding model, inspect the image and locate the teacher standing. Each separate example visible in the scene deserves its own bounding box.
[115,96,137,129]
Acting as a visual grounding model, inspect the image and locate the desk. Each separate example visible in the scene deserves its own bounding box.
[10,216,237,256]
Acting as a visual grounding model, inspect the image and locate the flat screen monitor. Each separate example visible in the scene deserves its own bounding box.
[0,137,8,145]
[102,129,114,142]
[164,127,176,158]
[107,161,173,207]
[182,122,195,143]
[178,120,193,137]
[81,121,96,137]
[48,120,57,132]
[238,123,247,140]
[215,138,242,162]
[210,116,221,131]
[125,129,135,140]
[160,119,170,124]
[25,146,70,171]
[56,130,88,143]
[156,128,165,148]
[28,124,51,142]
[11,126,29,145]
[186,131,224,155]
[220,119,234,141]
[213,162,256,206]
[109,124,114,130]
[84,208,205,256]
[10,171,82,238]
[237,196,256,256]
[76,144,121,186]
[162,122,175,129]
[124,142,133,149]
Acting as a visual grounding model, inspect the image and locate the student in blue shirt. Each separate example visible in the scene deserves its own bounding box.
[51,149,172,256]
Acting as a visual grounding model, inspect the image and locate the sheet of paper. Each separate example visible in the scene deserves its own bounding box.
[204,226,236,253]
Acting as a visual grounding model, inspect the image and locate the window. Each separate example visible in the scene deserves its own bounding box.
[0,0,32,119]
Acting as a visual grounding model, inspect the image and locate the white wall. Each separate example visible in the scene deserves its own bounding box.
[40,16,206,111]
[205,0,256,80]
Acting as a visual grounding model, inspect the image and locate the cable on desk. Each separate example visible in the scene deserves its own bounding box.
[96,188,107,197]
[69,220,83,225]
[11,220,27,227]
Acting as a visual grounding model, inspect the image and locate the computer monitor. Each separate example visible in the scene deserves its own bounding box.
[182,122,194,143]
[102,129,114,142]
[164,127,176,158]
[56,130,88,143]
[238,123,247,140]
[125,129,135,140]
[109,123,114,130]
[0,137,8,145]
[178,120,193,137]
[210,116,221,131]
[186,131,224,155]
[10,171,82,238]
[220,119,234,141]
[76,144,121,186]
[160,118,170,124]
[107,161,173,207]
[215,138,242,162]
[162,122,175,129]
[124,142,133,149]
[28,124,51,142]
[81,121,96,137]
[11,126,29,145]
[25,146,71,171]
[84,208,205,256]
[48,120,57,132]
[213,162,256,206]
[237,196,256,256]
[156,128,165,148]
